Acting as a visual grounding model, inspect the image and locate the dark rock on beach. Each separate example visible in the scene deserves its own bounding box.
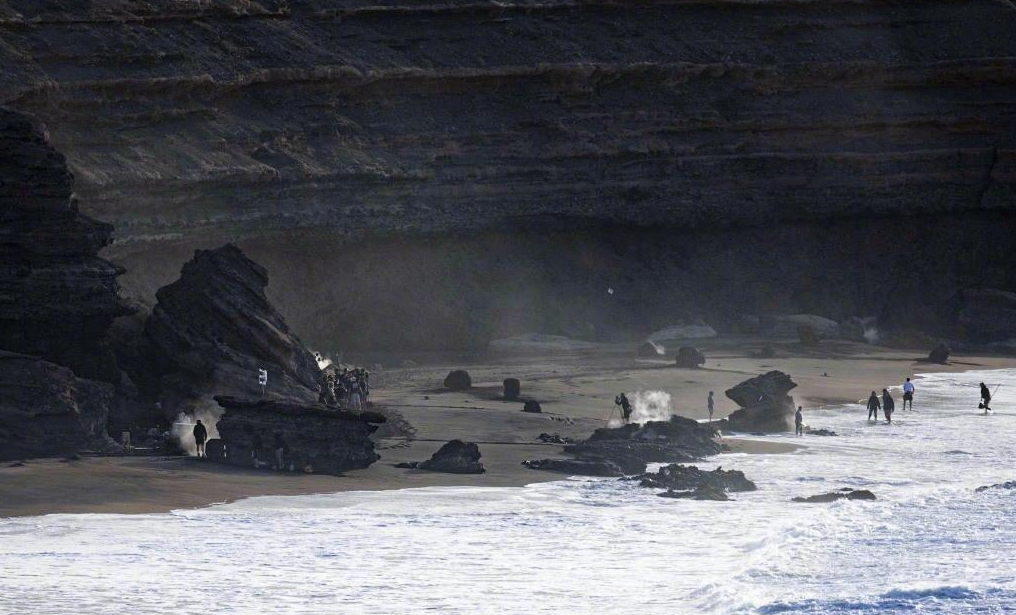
[637,341,665,358]
[792,488,877,503]
[522,457,624,477]
[522,400,543,414]
[443,370,472,391]
[0,350,118,461]
[145,245,324,418]
[398,439,485,474]
[537,433,574,445]
[502,378,520,400]
[722,371,798,433]
[561,416,721,475]
[214,395,384,474]
[674,346,705,368]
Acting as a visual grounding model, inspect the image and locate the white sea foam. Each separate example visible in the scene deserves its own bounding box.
[2,369,1016,614]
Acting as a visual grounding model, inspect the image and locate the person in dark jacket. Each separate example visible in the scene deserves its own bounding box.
[867,391,881,421]
[980,382,993,414]
[192,419,208,458]
[795,406,804,436]
[882,388,895,424]
[615,393,633,423]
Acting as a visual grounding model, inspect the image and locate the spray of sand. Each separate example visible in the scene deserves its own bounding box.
[171,405,223,456]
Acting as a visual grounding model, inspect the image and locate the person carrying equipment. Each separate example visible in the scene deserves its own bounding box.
[882,388,895,424]
[902,378,915,411]
[980,382,993,414]
[615,393,633,423]
[867,390,881,420]
[193,419,208,458]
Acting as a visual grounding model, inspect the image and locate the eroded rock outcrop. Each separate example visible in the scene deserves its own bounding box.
[213,395,383,474]
[527,416,720,476]
[723,371,797,433]
[792,488,876,503]
[397,439,485,474]
[0,351,117,461]
[638,464,757,501]
[0,107,133,382]
[145,245,323,417]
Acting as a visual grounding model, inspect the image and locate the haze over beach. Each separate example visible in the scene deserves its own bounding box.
[2,0,1016,613]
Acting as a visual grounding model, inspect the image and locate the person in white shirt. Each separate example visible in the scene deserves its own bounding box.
[902,377,915,411]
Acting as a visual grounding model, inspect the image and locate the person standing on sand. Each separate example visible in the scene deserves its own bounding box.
[795,406,804,436]
[707,391,715,423]
[882,388,895,424]
[867,391,881,421]
[902,378,915,411]
[192,419,208,458]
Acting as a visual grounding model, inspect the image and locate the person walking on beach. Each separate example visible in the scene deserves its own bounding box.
[980,382,993,414]
[882,388,895,424]
[615,393,633,423]
[273,431,286,470]
[867,390,881,421]
[902,378,915,411]
[193,419,208,458]
[795,406,804,436]
[707,391,715,423]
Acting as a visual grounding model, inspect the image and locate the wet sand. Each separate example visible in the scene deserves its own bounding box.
[2,338,1012,518]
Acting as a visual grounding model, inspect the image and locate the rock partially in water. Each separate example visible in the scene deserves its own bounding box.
[561,416,721,475]
[214,395,384,474]
[0,351,118,461]
[145,245,323,418]
[398,439,485,474]
[658,485,730,501]
[792,488,877,503]
[638,464,757,494]
[522,457,624,477]
[537,433,574,445]
[674,346,705,368]
[502,378,520,400]
[804,427,838,436]
[928,343,951,364]
[722,370,797,433]
[443,370,472,391]
[975,480,1016,492]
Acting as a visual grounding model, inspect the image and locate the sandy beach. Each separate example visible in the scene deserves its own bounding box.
[2,338,1013,518]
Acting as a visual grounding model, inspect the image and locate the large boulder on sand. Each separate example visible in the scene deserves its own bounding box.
[674,346,705,368]
[503,378,520,400]
[522,457,624,477]
[958,289,1016,340]
[522,400,543,413]
[144,245,323,419]
[398,439,486,474]
[928,343,951,364]
[722,370,797,433]
[444,370,472,391]
[214,396,384,474]
[0,351,117,461]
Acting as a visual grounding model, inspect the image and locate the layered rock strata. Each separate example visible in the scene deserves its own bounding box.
[723,371,798,433]
[214,395,384,474]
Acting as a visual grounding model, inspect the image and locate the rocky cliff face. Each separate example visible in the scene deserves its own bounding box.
[2,1,1014,350]
[0,351,116,461]
[144,244,323,417]
[0,107,133,380]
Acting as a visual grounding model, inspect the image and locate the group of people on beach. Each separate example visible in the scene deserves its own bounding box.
[865,377,916,424]
[320,368,371,411]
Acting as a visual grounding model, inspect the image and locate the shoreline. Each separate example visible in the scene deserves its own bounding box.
[2,340,1013,518]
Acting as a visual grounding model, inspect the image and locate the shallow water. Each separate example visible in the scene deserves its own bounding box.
[2,369,1015,615]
